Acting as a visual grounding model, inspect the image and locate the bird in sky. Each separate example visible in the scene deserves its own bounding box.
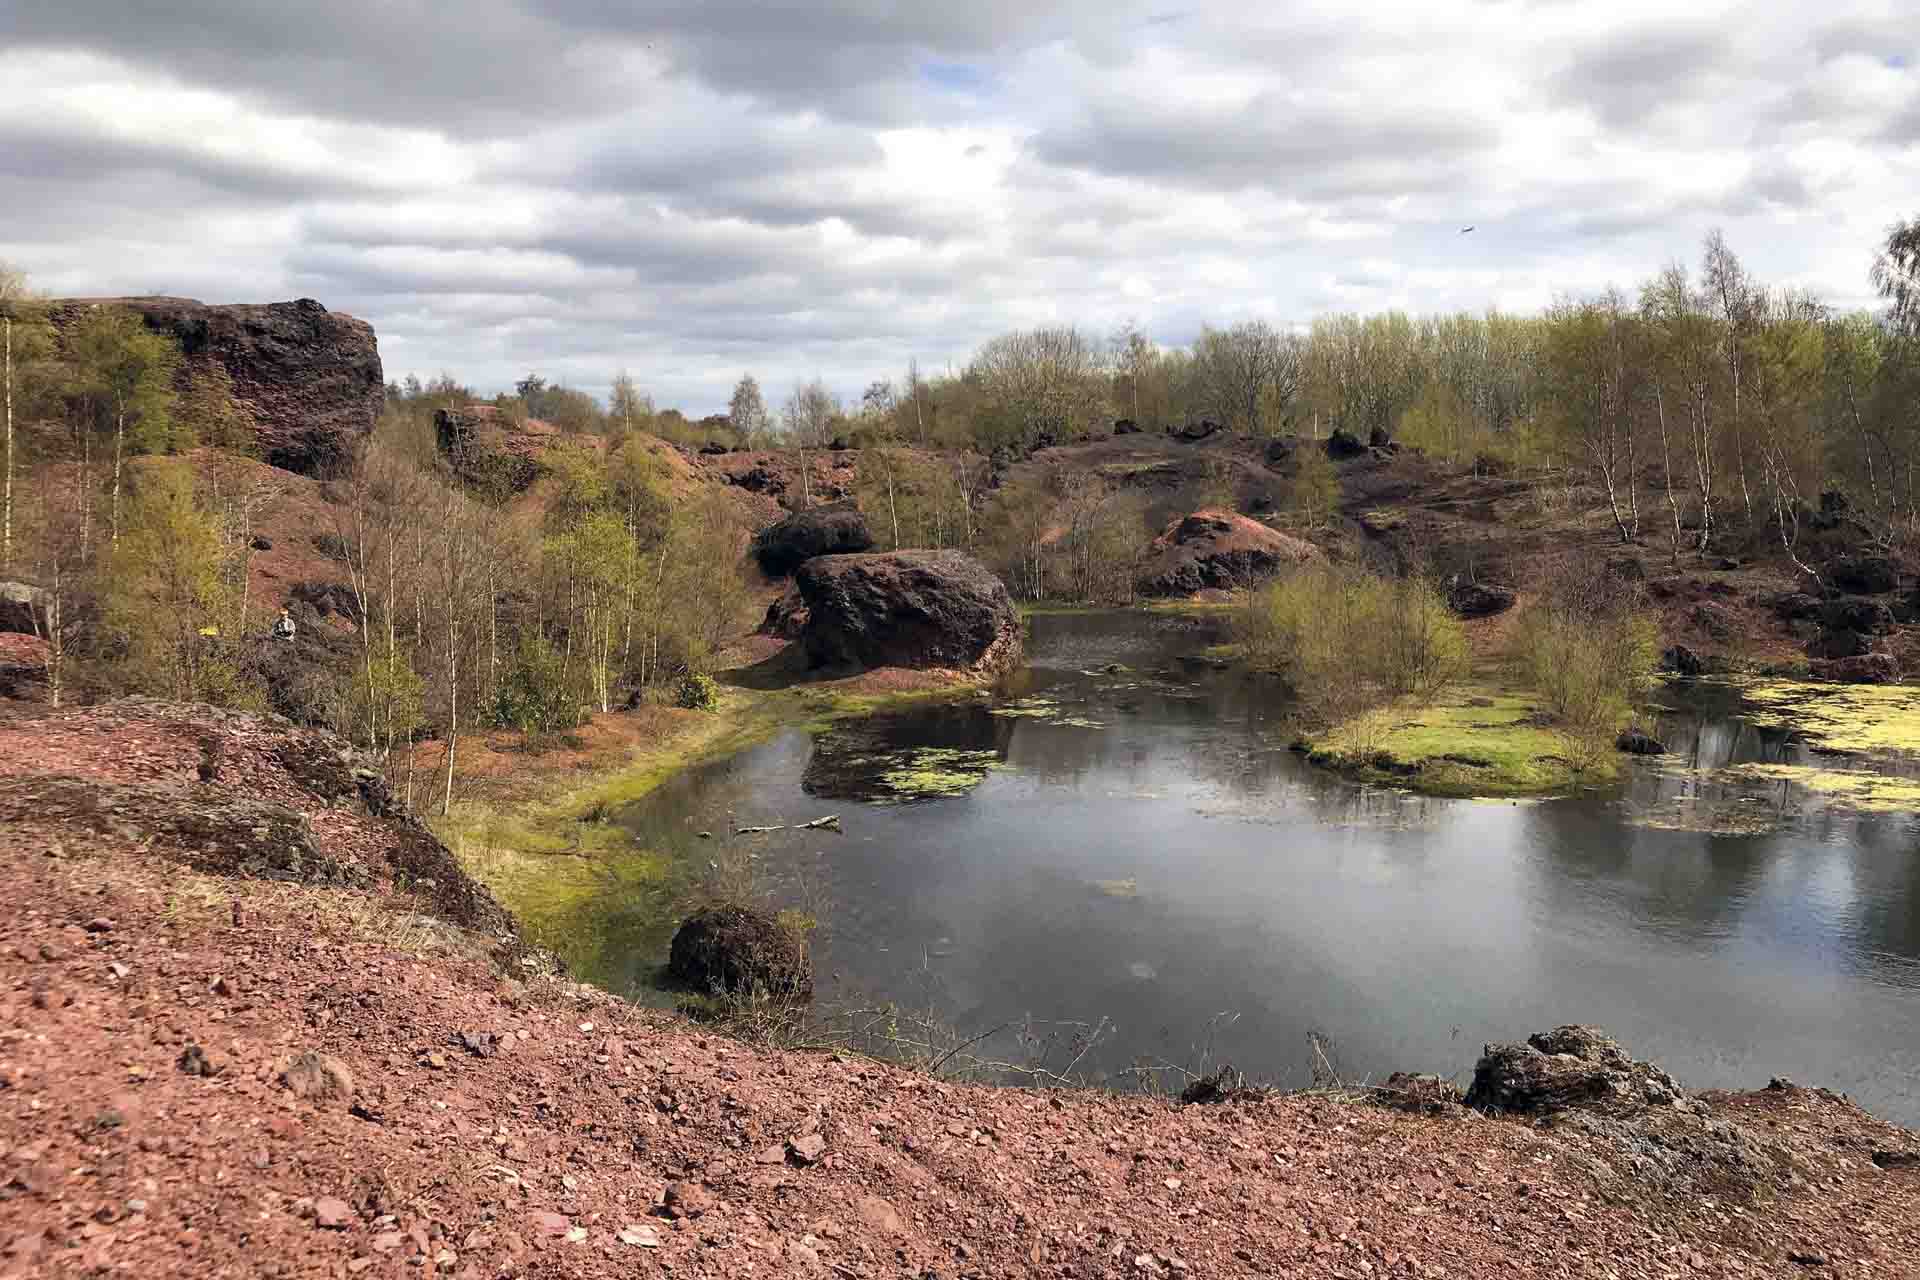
[1460,225,1475,234]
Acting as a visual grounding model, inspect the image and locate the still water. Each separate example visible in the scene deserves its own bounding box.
[604,612,1920,1124]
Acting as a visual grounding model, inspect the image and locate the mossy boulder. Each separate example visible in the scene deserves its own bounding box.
[667,904,813,999]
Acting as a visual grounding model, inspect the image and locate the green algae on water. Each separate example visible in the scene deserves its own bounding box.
[1736,680,1920,760]
[875,747,1004,801]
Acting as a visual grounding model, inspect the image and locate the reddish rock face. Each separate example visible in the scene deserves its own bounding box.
[794,550,1022,674]
[47,296,384,477]
[1137,507,1319,596]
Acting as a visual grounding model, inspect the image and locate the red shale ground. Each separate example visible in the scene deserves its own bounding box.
[3,702,1920,1279]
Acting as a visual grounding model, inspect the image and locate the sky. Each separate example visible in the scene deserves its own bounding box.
[3,1,1916,414]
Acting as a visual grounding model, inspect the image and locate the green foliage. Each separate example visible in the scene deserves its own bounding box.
[100,460,258,705]
[493,630,586,733]
[1287,447,1340,528]
[1514,562,1659,759]
[179,364,256,453]
[352,648,426,744]
[674,671,719,711]
[1239,564,1467,717]
[68,308,183,455]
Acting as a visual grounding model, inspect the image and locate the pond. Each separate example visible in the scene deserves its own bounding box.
[597,611,1920,1124]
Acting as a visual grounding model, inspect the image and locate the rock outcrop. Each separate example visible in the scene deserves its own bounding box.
[1137,509,1320,596]
[0,580,51,636]
[667,904,813,999]
[1812,653,1900,684]
[1822,597,1895,633]
[1447,581,1516,619]
[48,297,383,476]
[758,587,810,640]
[433,405,558,493]
[752,502,874,577]
[1326,428,1367,460]
[794,551,1022,673]
[1806,627,1871,660]
[1466,1025,1686,1116]
[1827,554,1899,595]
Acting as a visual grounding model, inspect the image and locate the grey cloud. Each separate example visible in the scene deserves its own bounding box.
[1551,25,1733,127]
[1033,97,1497,200]
[0,119,380,201]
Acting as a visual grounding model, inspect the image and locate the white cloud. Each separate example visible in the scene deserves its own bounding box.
[2,1,1917,412]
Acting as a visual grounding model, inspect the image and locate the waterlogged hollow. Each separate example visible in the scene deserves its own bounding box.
[594,611,1920,1123]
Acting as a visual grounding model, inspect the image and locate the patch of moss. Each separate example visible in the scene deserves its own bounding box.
[1305,685,1613,797]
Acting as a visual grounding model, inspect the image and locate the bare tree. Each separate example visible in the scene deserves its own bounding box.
[969,326,1107,450]
[782,379,839,508]
[0,263,36,573]
[1702,229,1757,523]
[1191,319,1301,435]
[609,371,652,438]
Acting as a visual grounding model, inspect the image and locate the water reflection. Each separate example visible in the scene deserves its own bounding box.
[602,612,1920,1123]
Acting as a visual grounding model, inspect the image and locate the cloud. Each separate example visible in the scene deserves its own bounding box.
[2,0,1917,411]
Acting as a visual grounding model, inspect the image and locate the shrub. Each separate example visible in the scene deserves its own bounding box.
[1239,564,1468,717]
[674,671,719,711]
[1515,559,1659,759]
[492,631,586,733]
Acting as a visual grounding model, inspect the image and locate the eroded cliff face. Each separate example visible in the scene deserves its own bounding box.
[48,296,384,476]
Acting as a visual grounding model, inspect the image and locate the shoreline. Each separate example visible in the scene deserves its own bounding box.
[427,660,1000,972]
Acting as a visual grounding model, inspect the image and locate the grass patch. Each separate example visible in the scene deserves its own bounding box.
[1303,683,1615,797]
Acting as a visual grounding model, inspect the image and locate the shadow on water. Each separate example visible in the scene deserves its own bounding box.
[580,610,1920,1122]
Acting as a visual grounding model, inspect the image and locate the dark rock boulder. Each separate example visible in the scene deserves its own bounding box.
[1661,644,1704,676]
[667,904,813,999]
[1827,554,1899,595]
[0,581,52,636]
[48,297,382,477]
[1822,597,1895,634]
[1447,581,1515,619]
[1466,1025,1686,1116]
[794,551,1021,673]
[1806,628,1871,660]
[1616,728,1665,755]
[1690,602,1735,640]
[1811,653,1899,684]
[1368,425,1392,449]
[1262,436,1296,467]
[698,441,729,455]
[1173,419,1222,442]
[731,465,786,496]
[1768,591,1823,622]
[1112,418,1142,436]
[1325,429,1366,460]
[752,502,874,578]
[1137,509,1320,597]
[289,580,364,625]
[758,588,809,640]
